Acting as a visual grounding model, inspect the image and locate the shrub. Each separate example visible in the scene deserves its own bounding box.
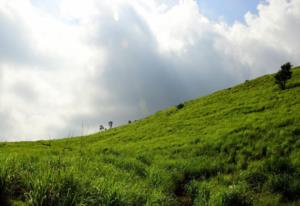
[176,103,184,110]
[274,62,292,90]
[108,121,113,129]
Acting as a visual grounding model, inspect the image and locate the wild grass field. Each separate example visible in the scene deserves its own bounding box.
[0,67,300,206]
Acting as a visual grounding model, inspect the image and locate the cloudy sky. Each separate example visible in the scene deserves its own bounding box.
[0,0,299,141]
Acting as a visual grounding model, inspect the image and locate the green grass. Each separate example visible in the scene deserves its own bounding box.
[1,67,300,206]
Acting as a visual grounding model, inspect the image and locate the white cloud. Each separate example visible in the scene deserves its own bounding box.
[0,0,299,140]
[219,0,300,77]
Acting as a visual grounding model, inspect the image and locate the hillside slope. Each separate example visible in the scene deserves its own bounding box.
[1,67,300,206]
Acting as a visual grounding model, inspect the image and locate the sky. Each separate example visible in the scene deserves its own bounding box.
[0,0,299,141]
[197,0,262,23]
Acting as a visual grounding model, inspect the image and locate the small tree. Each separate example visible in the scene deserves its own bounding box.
[176,103,184,110]
[275,62,292,90]
[108,121,113,129]
[99,125,104,131]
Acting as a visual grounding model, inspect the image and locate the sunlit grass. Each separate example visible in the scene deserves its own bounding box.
[0,67,300,205]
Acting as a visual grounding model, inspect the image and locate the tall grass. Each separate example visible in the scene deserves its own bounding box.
[0,68,300,205]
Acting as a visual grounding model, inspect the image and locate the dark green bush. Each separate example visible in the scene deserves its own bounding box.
[176,103,184,110]
[274,62,292,90]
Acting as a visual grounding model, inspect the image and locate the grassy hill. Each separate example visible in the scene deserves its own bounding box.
[0,67,300,206]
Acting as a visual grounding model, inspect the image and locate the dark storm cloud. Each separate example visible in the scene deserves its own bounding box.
[91,5,189,117]
[66,4,241,132]
[170,34,239,96]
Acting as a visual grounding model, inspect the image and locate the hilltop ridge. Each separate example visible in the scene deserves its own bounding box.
[0,67,300,206]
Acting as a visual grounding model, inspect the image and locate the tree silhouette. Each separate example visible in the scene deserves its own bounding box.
[99,125,104,131]
[176,103,184,110]
[275,62,292,90]
[108,121,113,129]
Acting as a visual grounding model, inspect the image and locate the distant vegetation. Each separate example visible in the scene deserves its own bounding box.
[176,103,184,110]
[0,66,300,205]
[108,121,113,129]
[275,62,293,90]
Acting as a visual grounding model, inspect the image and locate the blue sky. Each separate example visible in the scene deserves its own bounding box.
[197,0,262,23]
[31,0,263,24]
